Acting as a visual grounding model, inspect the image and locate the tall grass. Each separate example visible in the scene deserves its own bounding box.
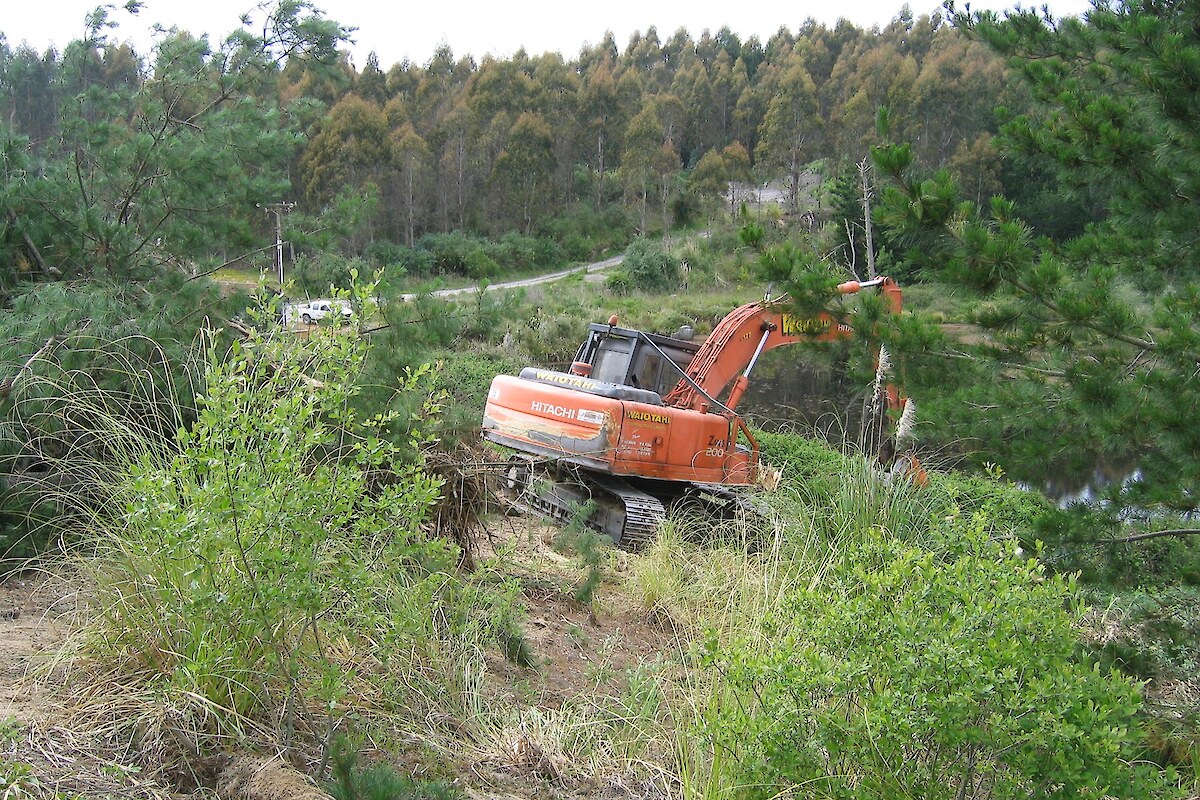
[631,447,931,631]
[12,306,528,780]
[626,455,931,798]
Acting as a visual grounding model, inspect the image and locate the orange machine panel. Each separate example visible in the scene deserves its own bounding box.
[484,375,756,485]
[483,374,620,468]
[609,400,735,483]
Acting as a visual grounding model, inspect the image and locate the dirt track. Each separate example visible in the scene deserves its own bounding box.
[398,253,625,302]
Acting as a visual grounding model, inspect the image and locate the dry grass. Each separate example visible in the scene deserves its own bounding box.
[1,509,697,799]
[2,719,183,799]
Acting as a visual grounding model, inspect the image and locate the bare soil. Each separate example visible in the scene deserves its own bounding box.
[940,322,990,346]
[0,573,183,798]
[0,573,70,726]
[0,520,681,799]
[480,518,679,700]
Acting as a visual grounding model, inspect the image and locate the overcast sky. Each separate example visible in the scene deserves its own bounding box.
[5,0,1093,69]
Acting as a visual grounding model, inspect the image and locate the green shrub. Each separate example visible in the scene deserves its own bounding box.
[87,308,445,715]
[702,520,1175,800]
[417,231,478,275]
[1034,506,1200,588]
[365,240,432,279]
[363,240,408,269]
[71,292,524,749]
[604,269,631,294]
[327,735,461,800]
[494,232,552,270]
[534,205,631,256]
[552,500,606,605]
[358,288,524,445]
[0,279,234,566]
[293,252,369,294]
[924,467,1052,544]
[411,231,566,279]
[621,238,679,292]
[561,233,592,261]
[757,430,854,490]
[464,248,499,280]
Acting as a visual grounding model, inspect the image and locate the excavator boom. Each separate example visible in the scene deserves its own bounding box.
[663,277,901,412]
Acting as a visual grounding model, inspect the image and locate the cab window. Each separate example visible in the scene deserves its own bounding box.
[591,338,635,385]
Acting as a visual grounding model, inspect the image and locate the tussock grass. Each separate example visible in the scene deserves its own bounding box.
[633,510,814,639]
[461,654,681,795]
[632,449,931,644]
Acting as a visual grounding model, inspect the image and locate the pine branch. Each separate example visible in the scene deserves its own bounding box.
[1002,277,1159,353]
[925,348,1068,379]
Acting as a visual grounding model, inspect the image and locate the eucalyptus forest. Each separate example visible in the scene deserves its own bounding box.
[0,1,1198,799]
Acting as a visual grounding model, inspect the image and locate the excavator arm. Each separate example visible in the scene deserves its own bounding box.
[662,277,903,414]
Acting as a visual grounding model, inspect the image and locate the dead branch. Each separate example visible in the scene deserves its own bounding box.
[225,320,327,390]
[1103,528,1200,544]
[859,157,877,280]
[227,320,254,337]
[0,336,58,400]
[6,207,60,278]
[843,219,861,281]
[186,244,278,281]
[926,348,1068,379]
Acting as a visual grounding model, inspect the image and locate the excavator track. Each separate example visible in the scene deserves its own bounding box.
[589,474,664,550]
[502,456,666,550]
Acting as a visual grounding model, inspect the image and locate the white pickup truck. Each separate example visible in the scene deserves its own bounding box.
[288,299,353,325]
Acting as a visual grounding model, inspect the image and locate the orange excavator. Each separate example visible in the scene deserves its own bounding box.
[482,277,914,547]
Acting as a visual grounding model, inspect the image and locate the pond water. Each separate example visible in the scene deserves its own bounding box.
[1028,462,1142,507]
[736,353,1137,506]
[738,357,866,441]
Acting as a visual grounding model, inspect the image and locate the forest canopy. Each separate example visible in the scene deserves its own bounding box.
[1,2,1025,265]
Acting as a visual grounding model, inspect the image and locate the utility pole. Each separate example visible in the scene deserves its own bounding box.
[258,201,296,288]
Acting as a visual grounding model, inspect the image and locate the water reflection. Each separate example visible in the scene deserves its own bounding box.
[739,355,868,441]
[738,354,1139,505]
[1026,463,1142,507]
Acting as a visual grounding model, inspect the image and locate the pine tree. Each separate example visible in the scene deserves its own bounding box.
[0,2,352,545]
[871,1,1200,510]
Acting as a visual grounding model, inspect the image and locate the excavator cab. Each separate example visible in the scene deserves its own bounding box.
[569,321,700,398]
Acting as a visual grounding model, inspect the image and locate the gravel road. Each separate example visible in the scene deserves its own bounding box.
[399,253,624,301]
